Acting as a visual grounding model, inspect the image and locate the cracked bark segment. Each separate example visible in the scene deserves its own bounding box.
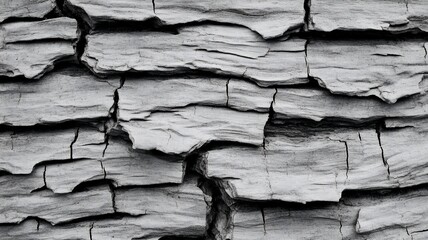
[310,0,428,33]
[0,67,119,126]
[231,205,342,240]
[0,128,108,174]
[307,39,428,103]
[0,0,55,23]
[115,176,205,216]
[357,191,428,235]
[273,88,428,122]
[0,129,76,174]
[120,106,268,155]
[93,177,206,240]
[0,185,114,224]
[65,0,305,39]
[82,27,308,86]
[0,18,78,79]
[46,136,184,193]
[200,125,393,203]
[119,77,227,121]
[119,77,274,122]
[227,79,276,112]
[0,18,78,44]
[0,219,90,240]
[381,122,428,188]
[0,166,45,196]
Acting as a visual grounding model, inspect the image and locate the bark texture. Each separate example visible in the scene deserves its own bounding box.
[1,0,428,239]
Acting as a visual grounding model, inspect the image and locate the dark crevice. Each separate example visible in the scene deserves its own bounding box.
[339,220,344,240]
[100,160,107,179]
[43,165,47,188]
[423,43,427,59]
[261,207,267,235]
[110,184,117,213]
[36,219,40,232]
[70,128,80,160]
[263,88,278,150]
[152,0,156,14]
[376,121,391,178]
[225,78,230,107]
[339,140,349,179]
[199,177,233,240]
[89,222,94,240]
[303,0,312,31]
[61,0,91,62]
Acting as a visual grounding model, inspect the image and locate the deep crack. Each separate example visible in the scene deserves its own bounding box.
[70,128,80,160]
[376,123,390,178]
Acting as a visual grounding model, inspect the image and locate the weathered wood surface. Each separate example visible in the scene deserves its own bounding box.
[0,18,78,79]
[310,0,428,33]
[118,77,273,121]
[230,188,428,239]
[82,27,308,86]
[273,88,428,122]
[307,39,428,103]
[0,67,119,126]
[0,185,114,224]
[46,135,185,193]
[65,0,305,39]
[0,0,56,23]
[2,0,428,239]
[199,124,393,203]
[120,106,268,155]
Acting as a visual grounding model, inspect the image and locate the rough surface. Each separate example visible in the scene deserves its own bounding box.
[307,39,428,103]
[120,106,268,155]
[82,27,308,86]
[310,0,428,33]
[46,135,185,193]
[0,18,78,79]
[273,88,428,122]
[0,67,119,126]
[65,0,305,39]
[200,124,397,203]
[2,0,428,239]
[0,0,56,23]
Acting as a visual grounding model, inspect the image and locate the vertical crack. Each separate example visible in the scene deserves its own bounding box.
[36,219,40,232]
[89,222,94,240]
[376,122,390,178]
[109,185,117,213]
[261,207,267,235]
[152,0,156,14]
[99,160,107,179]
[263,88,278,150]
[70,128,80,160]
[339,140,349,179]
[226,78,230,107]
[423,43,427,60]
[303,0,312,30]
[304,39,311,79]
[10,132,15,150]
[339,220,344,240]
[102,136,109,158]
[43,165,47,188]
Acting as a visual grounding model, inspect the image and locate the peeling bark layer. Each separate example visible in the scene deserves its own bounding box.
[0,18,78,79]
[0,67,119,126]
[310,0,428,33]
[307,39,428,103]
[65,0,305,39]
[0,0,56,23]
[120,106,268,155]
[82,27,308,86]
